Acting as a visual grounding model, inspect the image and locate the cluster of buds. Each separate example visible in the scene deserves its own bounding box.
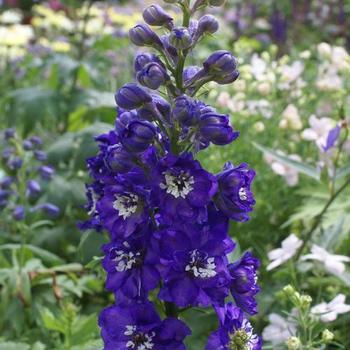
[82,1,261,349]
[1,128,59,222]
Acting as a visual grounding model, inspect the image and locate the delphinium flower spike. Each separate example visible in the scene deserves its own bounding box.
[81,1,261,349]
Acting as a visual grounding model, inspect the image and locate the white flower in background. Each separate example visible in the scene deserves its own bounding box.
[263,313,297,345]
[257,82,271,96]
[301,115,334,150]
[253,121,265,133]
[316,67,343,91]
[266,234,303,271]
[249,54,268,81]
[317,42,332,58]
[300,50,311,59]
[311,294,350,322]
[0,10,23,24]
[279,61,304,84]
[0,25,34,47]
[301,244,350,276]
[246,99,272,119]
[265,153,302,186]
[279,104,303,130]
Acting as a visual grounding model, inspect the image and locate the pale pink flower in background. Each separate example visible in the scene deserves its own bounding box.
[311,294,350,322]
[301,115,334,150]
[301,244,350,277]
[263,313,297,345]
[279,104,303,130]
[265,153,302,186]
[266,233,303,271]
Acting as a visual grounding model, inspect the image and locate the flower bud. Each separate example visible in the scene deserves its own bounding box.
[39,165,54,180]
[199,111,239,145]
[7,157,23,170]
[34,150,47,161]
[134,53,163,72]
[322,329,334,343]
[143,4,173,28]
[26,179,41,199]
[0,176,13,189]
[29,136,43,148]
[23,139,33,150]
[12,206,25,221]
[138,94,171,123]
[300,295,312,310]
[286,336,301,350]
[195,15,219,39]
[115,83,153,110]
[169,27,192,50]
[37,203,60,218]
[203,50,237,76]
[104,144,134,173]
[137,62,169,90]
[115,110,139,135]
[183,66,201,86]
[120,120,157,153]
[4,128,15,140]
[129,24,163,48]
[173,95,203,126]
[213,70,239,85]
[209,0,227,6]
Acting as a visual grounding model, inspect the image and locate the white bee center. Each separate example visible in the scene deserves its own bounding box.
[112,247,141,272]
[238,187,247,201]
[160,170,194,199]
[185,249,217,278]
[125,325,155,350]
[113,193,139,219]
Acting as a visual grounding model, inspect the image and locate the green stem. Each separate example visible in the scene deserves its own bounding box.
[165,302,179,318]
[295,176,350,260]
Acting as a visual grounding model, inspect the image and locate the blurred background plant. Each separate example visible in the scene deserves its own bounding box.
[0,0,349,349]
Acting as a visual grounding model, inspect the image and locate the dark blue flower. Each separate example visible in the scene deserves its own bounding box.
[138,94,172,125]
[206,303,262,350]
[7,156,23,170]
[172,95,204,127]
[97,173,149,239]
[23,139,33,150]
[215,162,255,222]
[155,224,234,307]
[102,231,160,301]
[152,153,218,223]
[4,128,15,140]
[229,252,260,315]
[29,136,43,148]
[35,203,60,217]
[99,302,190,350]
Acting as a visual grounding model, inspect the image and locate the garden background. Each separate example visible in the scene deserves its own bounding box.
[0,0,350,349]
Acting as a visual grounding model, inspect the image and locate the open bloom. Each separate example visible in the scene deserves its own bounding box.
[152,153,218,223]
[99,302,190,350]
[266,234,302,271]
[262,313,296,345]
[102,231,160,302]
[215,162,255,222]
[301,244,350,277]
[97,172,150,239]
[206,303,262,350]
[155,224,234,307]
[311,294,350,322]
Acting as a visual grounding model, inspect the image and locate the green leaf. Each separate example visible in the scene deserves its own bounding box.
[18,270,31,306]
[0,342,30,350]
[0,244,64,266]
[252,142,320,180]
[40,308,66,334]
[335,164,350,180]
[71,314,98,346]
